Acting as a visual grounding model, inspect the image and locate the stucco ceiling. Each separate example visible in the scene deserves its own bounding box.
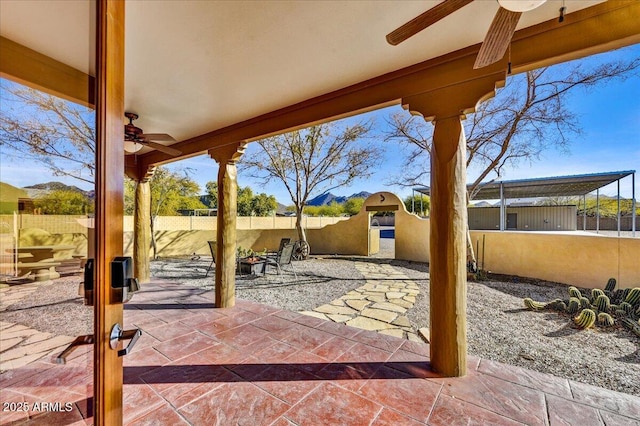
[1,0,603,144]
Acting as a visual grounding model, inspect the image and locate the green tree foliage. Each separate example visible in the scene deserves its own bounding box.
[124,166,206,216]
[241,121,381,244]
[204,182,277,216]
[343,197,365,216]
[404,194,430,216]
[33,190,94,215]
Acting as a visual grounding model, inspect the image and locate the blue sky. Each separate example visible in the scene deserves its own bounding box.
[1,45,638,205]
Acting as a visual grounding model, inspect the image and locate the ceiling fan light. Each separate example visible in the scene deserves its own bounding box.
[124,140,144,153]
[497,0,546,12]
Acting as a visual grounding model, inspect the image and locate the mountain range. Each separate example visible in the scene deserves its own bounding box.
[306,191,372,206]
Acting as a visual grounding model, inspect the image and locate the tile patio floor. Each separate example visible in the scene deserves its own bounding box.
[1,280,639,425]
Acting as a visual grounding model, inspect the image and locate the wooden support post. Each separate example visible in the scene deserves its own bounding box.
[133,167,155,283]
[209,143,246,308]
[403,72,504,377]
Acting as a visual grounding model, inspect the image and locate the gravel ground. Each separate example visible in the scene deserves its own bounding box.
[2,251,638,397]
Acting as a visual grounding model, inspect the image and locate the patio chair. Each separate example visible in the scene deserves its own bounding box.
[262,242,297,279]
[205,241,216,277]
[266,238,291,259]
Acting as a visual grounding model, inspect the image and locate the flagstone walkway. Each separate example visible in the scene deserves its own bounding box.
[300,261,428,342]
[0,282,75,371]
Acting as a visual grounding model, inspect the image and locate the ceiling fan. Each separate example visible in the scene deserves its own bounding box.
[386,0,553,69]
[124,112,181,156]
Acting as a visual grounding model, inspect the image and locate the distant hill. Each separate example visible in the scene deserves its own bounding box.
[23,182,94,199]
[0,182,28,214]
[307,191,372,206]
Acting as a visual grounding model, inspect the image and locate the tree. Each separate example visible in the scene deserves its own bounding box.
[385,55,639,269]
[204,182,277,216]
[241,122,382,247]
[0,81,95,184]
[403,194,430,216]
[33,190,94,215]
[385,57,640,198]
[343,197,365,216]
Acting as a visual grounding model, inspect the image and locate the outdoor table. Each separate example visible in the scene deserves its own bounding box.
[7,245,75,281]
[237,257,266,276]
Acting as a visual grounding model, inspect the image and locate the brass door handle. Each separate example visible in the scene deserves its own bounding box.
[56,335,94,364]
[109,323,142,357]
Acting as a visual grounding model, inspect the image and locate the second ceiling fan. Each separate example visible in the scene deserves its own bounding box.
[386,0,552,69]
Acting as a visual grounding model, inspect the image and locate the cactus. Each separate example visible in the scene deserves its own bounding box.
[591,288,605,301]
[579,296,592,309]
[568,286,583,299]
[620,302,634,316]
[593,295,610,313]
[597,312,614,327]
[614,309,627,318]
[567,297,580,314]
[605,278,616,293]
[620,318,640,337]
[614,288,630,304]
[523,298,546,311]
[574,309,596,329]
[624,288,640,307]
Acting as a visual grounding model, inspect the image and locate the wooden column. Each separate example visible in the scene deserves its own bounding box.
[94,0,125,423]
[403,73,504,377]
[133,167,155,283]
[209,143,246,308]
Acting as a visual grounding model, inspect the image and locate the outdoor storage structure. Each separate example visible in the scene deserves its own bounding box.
[468,205,577,231]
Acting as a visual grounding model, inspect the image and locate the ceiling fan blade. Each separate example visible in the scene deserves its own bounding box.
[386,0,474,46]
[142,133,176,142]
[144,141,182,156]
[474,7,521,69]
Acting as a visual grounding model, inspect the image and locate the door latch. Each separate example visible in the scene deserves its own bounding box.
[109,323,142,357]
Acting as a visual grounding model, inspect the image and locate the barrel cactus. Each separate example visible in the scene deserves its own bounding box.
[604,278,616,293]
[620,302,634,316]
[579,296,592,309]
[568,286,583,299]
[597,312,614,327]
[624,288,640,307]
[523,298,546,311]
[574,309,596,329]
[567,297,581,314]
[594,294,610,313]
[591,288,605,301]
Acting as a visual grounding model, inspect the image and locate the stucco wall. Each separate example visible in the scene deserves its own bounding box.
[470,231,640,289]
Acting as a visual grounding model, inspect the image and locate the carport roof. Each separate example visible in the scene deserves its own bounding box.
[414,170,635,200]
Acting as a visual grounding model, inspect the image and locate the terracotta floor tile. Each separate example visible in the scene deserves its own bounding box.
[372,408,427,426]
[316,320,363,339]
[386,349,439,379]
[569,380,640,420]
[290,313,328,328]
[350,329,405,353]
[334,342,393,364]
[235,299,282,316]
[546,393,604,426]
[253,339,299,363]
[127,402,190,425]
[122,379,166,424]
[599,409,640,426]
[158,368,239,409]
[153,331,219,361]
[143,321,197,342]
[284,382,382,426]
[310,336,358,361]
[195,341,253,364]
[251,314,297,333]
[359,366,441,423]
[214,323,273,348]
[179,382,290,425]
[400,340,431,357]
[438,373,547,425]
[281,350,331,374]
[478,358,572,399]
[312,363,377,392]
[123,346,170,368]
[180,310,227,327]
[428,393,525,426]
[252,365,322,405]
[212,309,261,330]
[272,325,335,352]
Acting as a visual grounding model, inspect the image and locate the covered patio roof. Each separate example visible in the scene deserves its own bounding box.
[414,170,636,200]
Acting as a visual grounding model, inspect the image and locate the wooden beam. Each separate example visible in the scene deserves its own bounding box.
[137,0,640,170]
[94,0,125,423]
[0,36,94,107]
